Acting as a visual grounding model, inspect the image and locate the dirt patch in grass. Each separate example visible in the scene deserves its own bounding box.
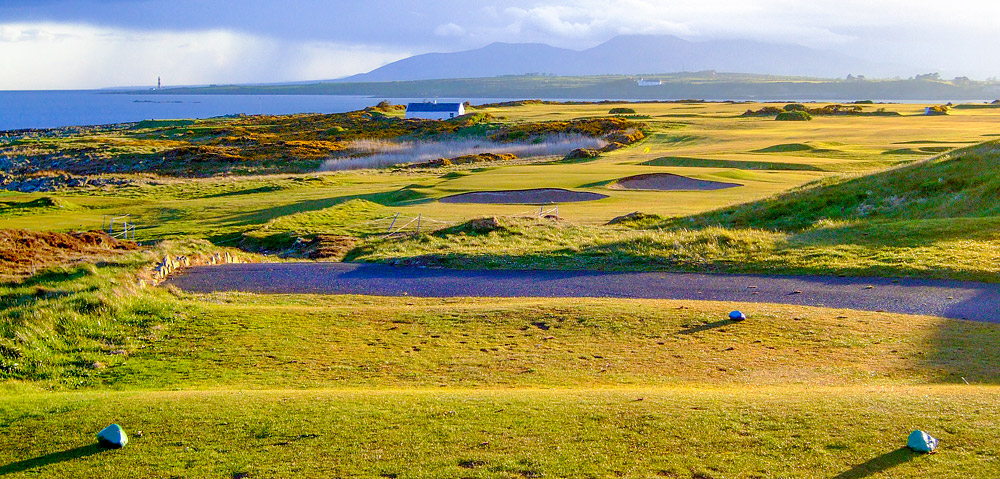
[611,173,742,191]
[0,229,138,281]
[439,188,608,204]
[302,235,360,260]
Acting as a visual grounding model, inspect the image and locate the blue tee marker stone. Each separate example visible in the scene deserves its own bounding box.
[729,310,746,321]
[96,424,128,449]
[907,430,938,453]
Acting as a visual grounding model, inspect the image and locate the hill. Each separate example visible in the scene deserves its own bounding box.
[159,74,1000,102]
[688,140,1000,230]
[342,34,886,82]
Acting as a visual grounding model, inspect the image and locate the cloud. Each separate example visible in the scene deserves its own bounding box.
[434,22,466,37]
[2,1,1000,86]
[491,1,867,47]
[462,0,1000,77]
[0,22,410,89]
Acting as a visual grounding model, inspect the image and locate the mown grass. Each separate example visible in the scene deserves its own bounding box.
[2,386,999,478]
[1,241,999,477]
[2,260,1000,477]
[92,292,1000,389]
[643,156,824,171]
[347,141,1000,282]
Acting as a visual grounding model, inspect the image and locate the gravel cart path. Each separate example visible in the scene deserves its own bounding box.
[165,263,1000,322]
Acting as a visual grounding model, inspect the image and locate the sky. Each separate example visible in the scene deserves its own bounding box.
[1,0,999,90]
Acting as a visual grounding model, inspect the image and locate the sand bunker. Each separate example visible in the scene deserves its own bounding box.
[612,173,741,191]
[439,188,608,204]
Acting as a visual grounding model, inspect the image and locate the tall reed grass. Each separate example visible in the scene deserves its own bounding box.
[320,135,607,171]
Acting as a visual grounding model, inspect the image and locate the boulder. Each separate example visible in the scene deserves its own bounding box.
[907,430,938,453]
[96,423,128,449]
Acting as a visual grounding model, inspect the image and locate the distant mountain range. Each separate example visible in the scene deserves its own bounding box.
[341,35,892,82]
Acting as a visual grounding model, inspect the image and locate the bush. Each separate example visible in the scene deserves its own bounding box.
[807,104,862,116]
[775,111,813,121]
[783,103,807,112]
[609,107,637,114]
[740,106,783,117]
[564,148,600,160]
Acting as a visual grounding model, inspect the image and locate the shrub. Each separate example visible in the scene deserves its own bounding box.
[564,148,599,160]
[775,111,813,121]
[807,104,862,116]
[740,106,783,117]
[609,107,637,114]
[783,103,807,112]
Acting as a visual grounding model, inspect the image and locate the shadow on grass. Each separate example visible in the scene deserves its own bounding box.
[0,444,105,475]
[678,319,733,335]
[18,268,90,288]
[641,156,825,171]
[926,287,1000,385]
[831,448,919,479]
[219,188,429,229]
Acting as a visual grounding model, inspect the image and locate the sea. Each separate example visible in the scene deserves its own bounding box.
[0,90,979,132]
[0,91,482,131]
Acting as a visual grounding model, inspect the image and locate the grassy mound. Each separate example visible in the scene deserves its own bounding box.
[0,239,224,382]
[690,140,1000,230]
[431,216,515,237]
[775,111,813,121]
[0,196,79,216]
[606,212,665,228]
[241,199,389,253]
[753,143,824,153]
[408,152,518,168]
[0,229,137,280]
[609,107,636,114]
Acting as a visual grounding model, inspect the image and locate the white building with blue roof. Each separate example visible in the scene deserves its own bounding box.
[405,101,465,120]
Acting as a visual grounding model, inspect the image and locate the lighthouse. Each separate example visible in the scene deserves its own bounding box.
[157,77,161,90]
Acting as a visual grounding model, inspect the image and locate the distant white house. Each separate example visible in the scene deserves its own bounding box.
[405,102,465,120]
[636,78,662,86]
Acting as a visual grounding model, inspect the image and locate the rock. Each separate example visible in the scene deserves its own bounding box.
[97,423,129,449]
[729,310,746,321]
[907,430,938,453]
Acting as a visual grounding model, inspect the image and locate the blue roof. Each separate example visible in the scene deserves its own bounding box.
[406,102,462,112]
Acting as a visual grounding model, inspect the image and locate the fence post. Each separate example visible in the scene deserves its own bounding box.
[416,214,422,234]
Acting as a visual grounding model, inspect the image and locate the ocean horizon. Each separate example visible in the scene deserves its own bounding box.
[1,90,985,132]
[0,91,482,131]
